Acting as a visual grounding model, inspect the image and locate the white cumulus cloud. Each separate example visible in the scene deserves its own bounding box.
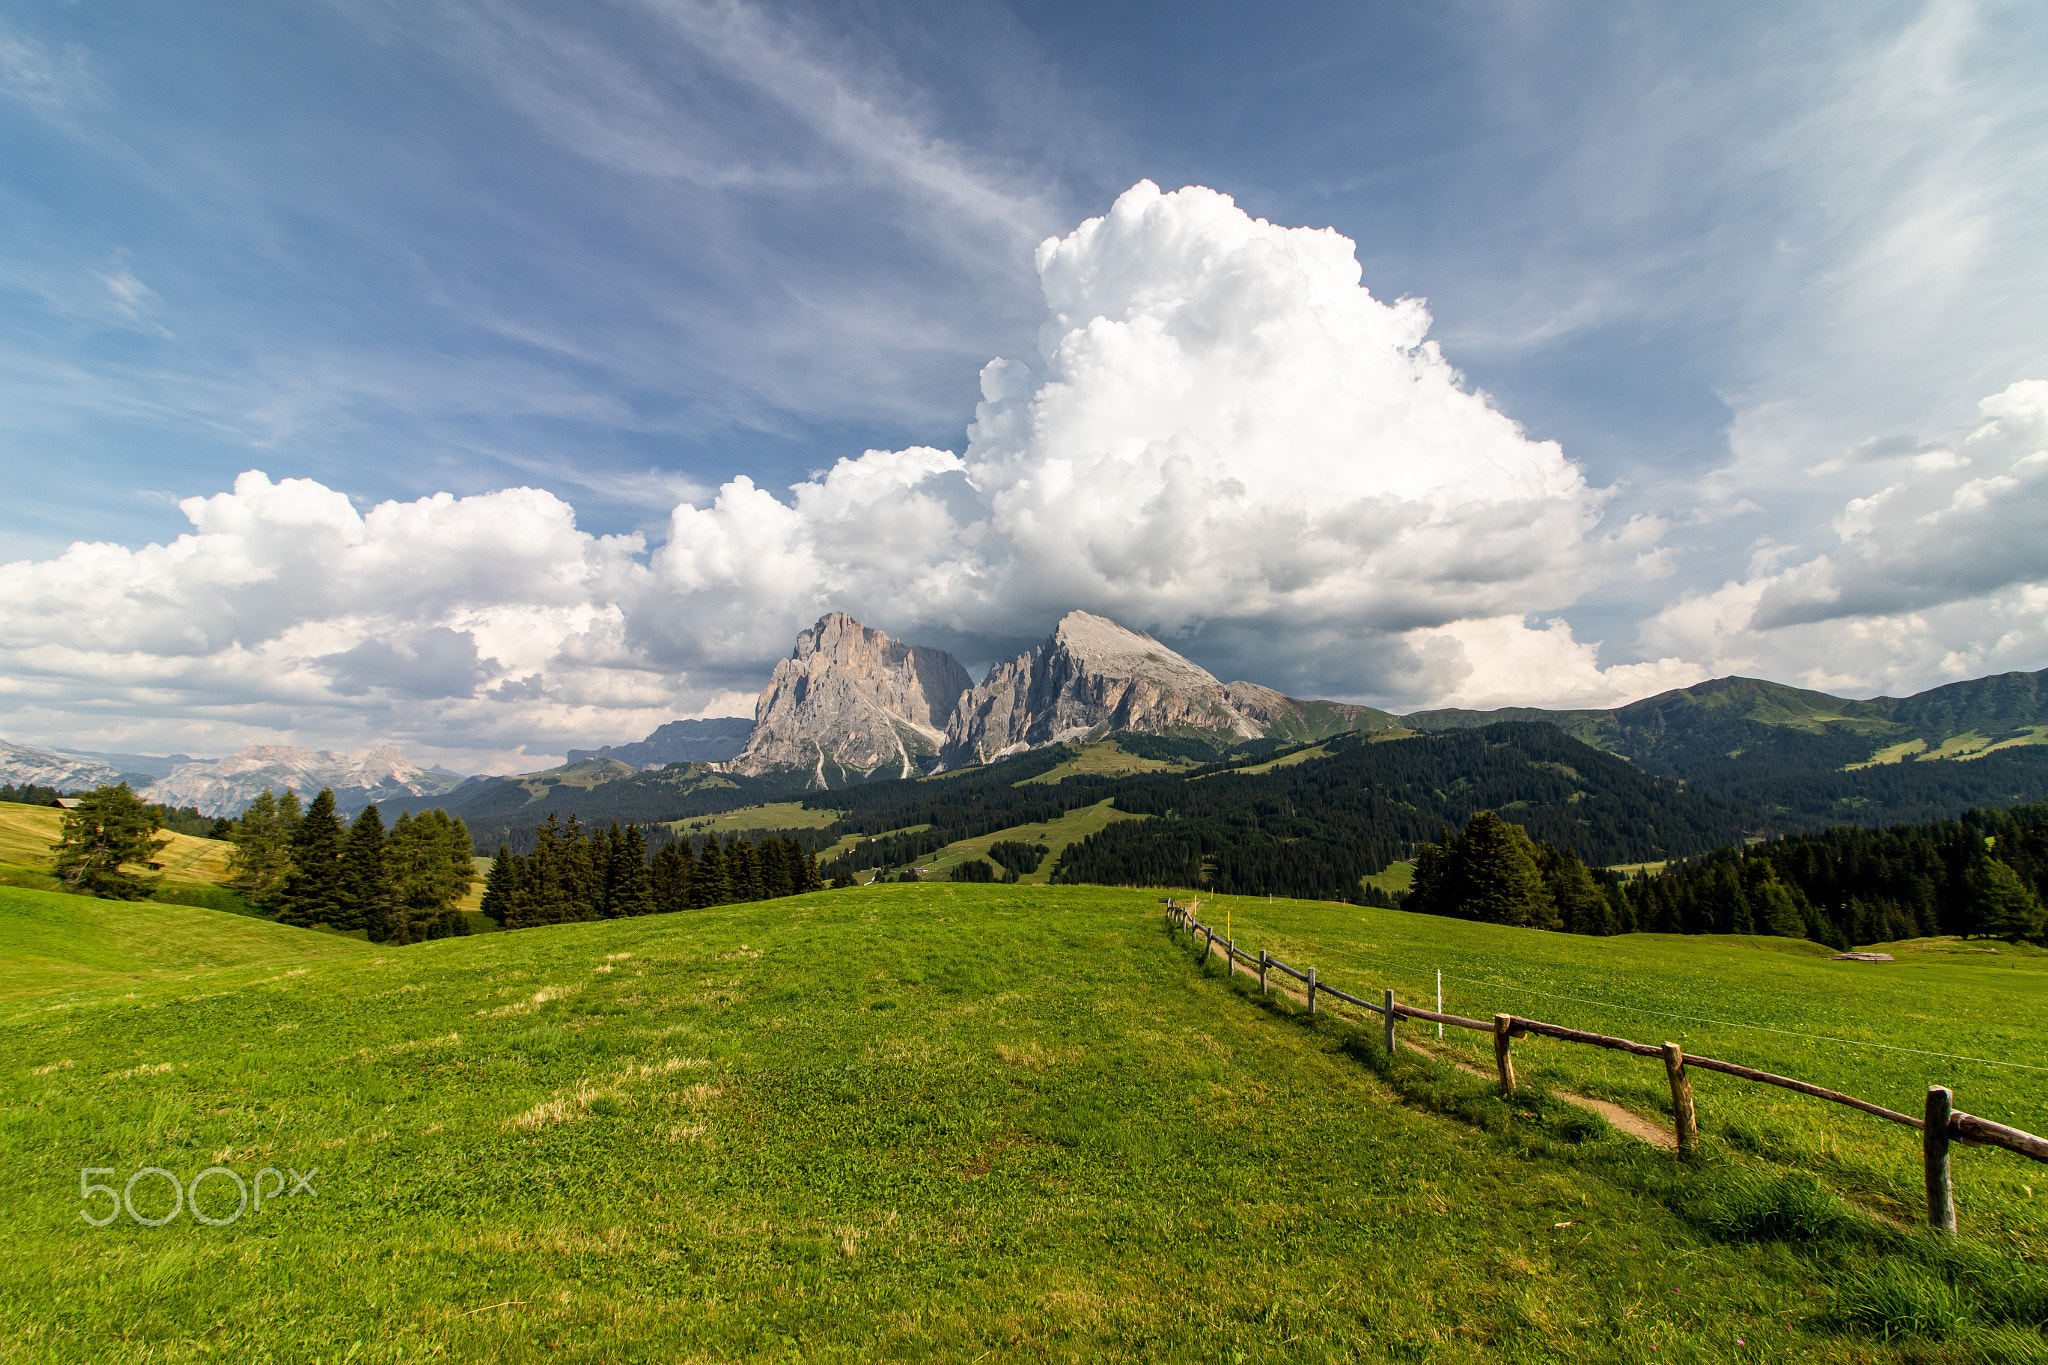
[3,182,1691,762]
[1642,379,2048,696]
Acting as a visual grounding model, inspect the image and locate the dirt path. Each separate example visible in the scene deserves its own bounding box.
[1196,932,1678,1150]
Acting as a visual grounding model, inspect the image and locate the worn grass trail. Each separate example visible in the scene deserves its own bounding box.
[2,882,2041,1362]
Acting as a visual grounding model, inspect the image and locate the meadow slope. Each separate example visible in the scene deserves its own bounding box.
[3,884,2045,1362]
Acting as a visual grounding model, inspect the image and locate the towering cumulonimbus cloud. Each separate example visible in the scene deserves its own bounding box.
[627,181,1674,698]
[0,181,1689,762]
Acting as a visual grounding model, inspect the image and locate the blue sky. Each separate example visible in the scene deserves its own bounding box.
[3,0,2045,766]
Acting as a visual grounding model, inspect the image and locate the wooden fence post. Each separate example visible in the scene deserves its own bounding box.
[1204,926,1213,965]
[1493,1014,1516,1096]
[1225,939,1236,979]
[1661,1043,1698,1154]
[1925,1086,1956,1235]
[1383,989,1397,1057]
[1258,949,1268,995]
[1307,967,1317,1016]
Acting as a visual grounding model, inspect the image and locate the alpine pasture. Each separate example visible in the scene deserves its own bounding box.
[6,877,2047,1362]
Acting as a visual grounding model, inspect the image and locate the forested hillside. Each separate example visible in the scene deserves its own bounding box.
[1623,802,2048,948]
[1406,669,2048,823]
[1049,724,1762,901]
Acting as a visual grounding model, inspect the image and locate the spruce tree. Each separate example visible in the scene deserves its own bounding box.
[444,812,477,899]
[801,848,824,894]
[1458,811,1558,929]
[275,788,346,927]
[1406,830,1460,917]
[338,804,395,939]
[1752,871,1807,937]
[728,835,762,902]
[517,815,569,927]
[1969,857,2045,942]
[651,838,694,915]
[1544,848,1609,936]
[481,845,519,926]
[51,782,169,900]
[689,835,729,908]
[610,825,656,917]
[228,787,296,905]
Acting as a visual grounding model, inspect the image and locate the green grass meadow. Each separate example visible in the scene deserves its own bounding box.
[1190,893,2048,1241]
[4,881,2047,1362]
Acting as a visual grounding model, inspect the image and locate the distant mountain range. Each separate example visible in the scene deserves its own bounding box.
[0,738,464,817]
[1405,669,2048,821]
[565,717,754,768]
[726,609,1387,782]
[9,608,2047,837]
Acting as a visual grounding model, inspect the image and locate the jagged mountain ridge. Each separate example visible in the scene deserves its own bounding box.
[0,739,128,792]
[939,611,1389,767]
[718,609,1392,786]
[147,745,465,818]
[724,612,974,781]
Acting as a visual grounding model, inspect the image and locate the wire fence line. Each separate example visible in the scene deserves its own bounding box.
[1161,897,2048,1238]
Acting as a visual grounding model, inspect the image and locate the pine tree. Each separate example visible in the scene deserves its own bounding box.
[338,804,395,938]
[1544,848,1610,936]
[227,787,297,905]
[1969,857,2045,942]
[481,845,519,926]
[51,782,170,900]
[610,825,656,917]
[1751,871,1807,938]
[1458,811,1558,929]
[275,788,346,927]
[444,812,477,901]
[801,849,824,893]
[651,837,694,914]
[689,835,729,908]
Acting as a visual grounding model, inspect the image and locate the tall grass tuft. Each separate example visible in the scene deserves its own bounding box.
[1829,1260,1972,1341]
[1687,1168,1863,1243]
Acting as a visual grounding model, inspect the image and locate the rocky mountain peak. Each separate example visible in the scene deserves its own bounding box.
[941,611,1259,766]
[724,613,973,783]
[1048,611,1223,689]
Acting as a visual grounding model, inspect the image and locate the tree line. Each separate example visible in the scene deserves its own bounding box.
[1618,801,2047,947]
[479,815,824,928]
[228,787,479,942]
[1399,801,2047,948]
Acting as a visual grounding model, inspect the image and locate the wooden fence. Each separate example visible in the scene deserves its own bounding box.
[1164,898,2048,1236]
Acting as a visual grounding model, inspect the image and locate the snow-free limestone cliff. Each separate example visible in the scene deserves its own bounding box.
[940,611,1359,766]
[724,613,973,783]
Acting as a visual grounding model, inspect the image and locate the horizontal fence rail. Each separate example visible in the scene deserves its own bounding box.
[1160,897,2047,1233]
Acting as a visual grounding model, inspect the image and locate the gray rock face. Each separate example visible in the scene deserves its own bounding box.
[567,717,754,768]
[725,613,973,782]
[146,744,463,817]
[941,611,1266,766]
[0,739,125,792]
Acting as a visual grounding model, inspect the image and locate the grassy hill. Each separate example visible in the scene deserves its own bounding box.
[6,885,2045,1361]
